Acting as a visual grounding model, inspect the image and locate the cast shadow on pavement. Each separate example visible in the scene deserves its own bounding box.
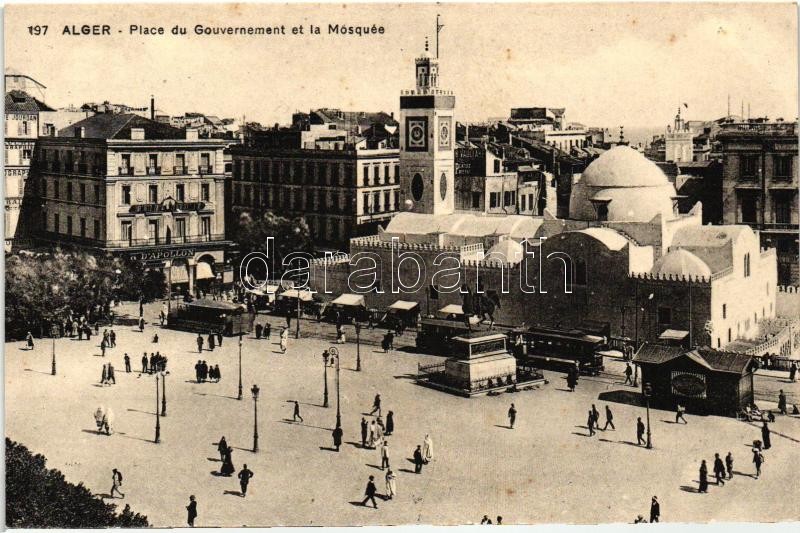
[24,368,52,375]
[679,485,699,493]
[224,490,243,497]
[278,419,332,431]
[598,438,643,447]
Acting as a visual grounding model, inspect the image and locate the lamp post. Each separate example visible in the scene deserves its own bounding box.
[644,382,653,449]
[237,333,243,401]
[295,290,301,339]
[329,346,341,431]
[154,373,161,444]
[165,261,172,313]
[322,350,330,408]
[251,384,260,453]
[355,323,362,371]
[161,370,167,416]
[50,324,58,376]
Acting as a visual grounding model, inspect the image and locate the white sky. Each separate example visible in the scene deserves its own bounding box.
[5,2,798,129]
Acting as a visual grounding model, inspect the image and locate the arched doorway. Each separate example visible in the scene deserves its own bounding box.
[195,254,217,298]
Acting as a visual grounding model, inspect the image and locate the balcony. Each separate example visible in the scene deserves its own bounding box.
[146,166,161,176]
[174,166,187,175]
[118,166,134,176]
[198,165,212,174]
[105,232,226,248]
[760,222,798,232]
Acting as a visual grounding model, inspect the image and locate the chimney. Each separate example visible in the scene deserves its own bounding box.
[131,127,145,140]
[186,128,199,141]
[74,127,85,138]
[150,95,155,120]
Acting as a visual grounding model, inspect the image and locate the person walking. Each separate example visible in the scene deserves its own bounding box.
[109,329,116,348]
[217,330,223,346]
[186,495,197,527]
[508,403,517,429]
[761,421,771,449]
[368,421,377,449]
[293,401,304,422]
[217,436,228,461]
[713,453,726,486]
[100,338,107,358]
[110,468,124,498]
[332,425,343,452]
[370,394,382,416]
[361,475,378,509]
[636,417,646,446]
[280,328,288,353]
[138,316,145,332]
[101,364,108,385]
[603,405,615,430]
[725,452,734,479]
[413,445,424,474]
[480,515,492,525]
[591,404,600,430]
[790,361,797,382]
[624,363,633,385]
[644,496,659,523]
[698,460,709,493]
[213,365,221,383]
[752,448,764,479]
[255,323,263,340]
[108,363,116,385]
[26,331,35,350]
[380,440,390,470]
[587,410,596,436]
[385,469,397,500]
[196,334,204,353]
[422,434,434,464]
[208,332,215,351]
[361,418,368,448]
[238,464,254,497]
[778,389,787,415]
[141,353,148,374]
[220,446,235,476]
[386,411,395,436]
[124,354,131,373]
[676,404,688,424]
[263,323,271,339]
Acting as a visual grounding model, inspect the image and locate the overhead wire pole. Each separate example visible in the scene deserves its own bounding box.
[436,14,444,59]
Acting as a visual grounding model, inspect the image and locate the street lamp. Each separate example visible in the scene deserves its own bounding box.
[295,290,301,339]
[331,347,341,431]
[644,382,653,449]
[355,323,362,371]
[154,373,161,444]
[237,333,243,401]
[251,384,260,453]
[50,324,59,376]
[161,370,167,416]
[322,350,330,408]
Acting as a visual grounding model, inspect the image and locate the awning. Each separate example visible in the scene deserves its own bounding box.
[331,293,366,307]
[196,262,215,280]
[438,304,464,316]
[279,289,314,301]
[170,265,189,283]
[659,329,690,341]
[388,300,419,312]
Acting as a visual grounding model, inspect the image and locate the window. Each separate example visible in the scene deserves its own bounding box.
[201,183,210,201]
[744,252,751,277]
[493,159,501,174]
[574,259,587,285]
[363,193,370,214]
[53,180,60,199]
[67,183,73,201]
[148,154,158,173]
[373,192,380,212]
[384,165,389,182]
[121,221,132,242]
[93,220,100,240]
[80,183,86,202]
[393,190,399,211]
[200,153,210,172]
[521,195,527,212]
[363,166,370,186]
[79,218,86,237]
[657,307,672,325]
[201,216,211,237]
[471,192,481,209]
[53,213,60,233]
[740,155,758,179]
[148,220,159,243]
[384,191,391,212]
[41,179,48,197]
[175,184,185,202]
[176,218,187,238]
[175,154,185,173]
[504,191,512,206]
[774,155,793,180]
[722,304,727,319]
[22,149,31,162]
[121,185,131,205]
[774,193,792,224]
[489,192,500,208]
[740,193,758,224]
[148,184,158,203]
[66,216,73,235]
[121,154,131,172]
[728,328,732,343]
[94,185,100,203]
[394,165,400,183]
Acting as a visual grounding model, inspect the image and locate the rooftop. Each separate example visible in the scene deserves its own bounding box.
[57,113,186,140]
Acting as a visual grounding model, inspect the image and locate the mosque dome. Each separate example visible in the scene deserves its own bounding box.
[569,146,677,222]
[651,249,712,279]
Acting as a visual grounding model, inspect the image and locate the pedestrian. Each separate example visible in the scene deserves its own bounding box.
[379,439,391,470]
[374,419,384,443]
[386,411,395,435]
[413,444,424,474]
[496,517,503,525]
[567,367,577,392]
[214,364,221,382]
[94,406,105,432]
[149,353,156,373]
[603,405,615,430]
[139,299,144,318]
[790,361,797,382]
[101,363,108,385]
[186,495,197,527]
[293,400,303,422]
[108,363,116,385]
[100,338,107,357]
[752,448,764,479]
[220,446,235,476]
[138,316,145,332]
[26,331,34,350]
[591,404,600,430]
[102,407,115,435]
[110,468,124,498]
[255,323,263,340]
[370,394,382,416]
[778,389,787,415]
[332,425,343,452]
[217,330,223,346]
[197,334,204,353]
[201,361,209,382]
[587,410,595,436]
[385,469,397,500]
[110,329,116,348]
[676,404,688,424]
[141,353,148,374]
[208,332,215,351]
[124,354,131,373]
[636,417,646,446]
[263,323,271,339]
[280,328,288,353]
[423,434,434,463]
[217,436,228,461]
[238,464,254,497]
[713,453,726,485]
[725,452,734,479]
[508,403,517,429]
[624,363,633,385]
[361,418,368,448]
[698,460,709,493]
[361,475,378,508]
[761,421,771,449]
[649,496,659,523]
[481,515,492,525]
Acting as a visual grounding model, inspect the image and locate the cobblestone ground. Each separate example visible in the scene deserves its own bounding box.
[5,302,800,526]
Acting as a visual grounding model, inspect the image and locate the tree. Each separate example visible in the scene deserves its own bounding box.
[5,439,149,528]
[234,211,313,279]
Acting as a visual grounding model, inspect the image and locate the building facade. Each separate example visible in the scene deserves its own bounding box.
[718,121,799,284]
[32,113,232,295]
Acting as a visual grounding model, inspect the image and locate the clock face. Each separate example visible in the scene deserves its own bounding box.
[406,117,428,151]
[410,124,425,144]
[439,173,447,201]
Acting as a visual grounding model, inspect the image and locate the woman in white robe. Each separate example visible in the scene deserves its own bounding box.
[385,469,397,499]
[423,434,434,463]
[102,407,115,435]
[94,406,105,432]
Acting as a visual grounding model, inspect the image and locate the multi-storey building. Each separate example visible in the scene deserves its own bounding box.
[718,120,799,284]
[228,143,400,249]
[32,113,233,295]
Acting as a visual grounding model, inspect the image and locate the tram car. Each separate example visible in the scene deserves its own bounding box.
[415,318,477,354]
[509,326,607,375]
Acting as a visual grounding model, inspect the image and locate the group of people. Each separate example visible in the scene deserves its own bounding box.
[254,322,272,340]
[697,451,738,493]
[140,352,168,374]
[586,404,615,435]
[479,515,504,525]
[99,329,117,356]
[196,332,224,353]
[214,437,254,498]
[195,360,221,383]
[359,435,433,508]
[100,363,117,385]
[93,406,115,435]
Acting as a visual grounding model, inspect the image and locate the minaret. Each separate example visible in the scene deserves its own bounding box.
[665,106,693,162]
[398,20,455,215]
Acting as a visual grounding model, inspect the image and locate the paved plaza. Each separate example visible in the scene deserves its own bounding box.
[5,302,800,526]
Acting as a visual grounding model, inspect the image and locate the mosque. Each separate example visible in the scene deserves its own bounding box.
[308,41,777,351]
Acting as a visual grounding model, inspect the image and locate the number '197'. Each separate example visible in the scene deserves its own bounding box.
[28,25,48,36]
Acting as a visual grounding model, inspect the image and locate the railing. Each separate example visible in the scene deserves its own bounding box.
[198,165,212,174]
[721,122,797,135]
[761,223,797,231]
[118,167,134,176]
[146,166,161,176]
[105,233,226,248]
[174,166,187,175]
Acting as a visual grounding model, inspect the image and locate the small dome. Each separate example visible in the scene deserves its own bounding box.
[581,145,670,188]
[651,249,711,279]
[484,239,524,265]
